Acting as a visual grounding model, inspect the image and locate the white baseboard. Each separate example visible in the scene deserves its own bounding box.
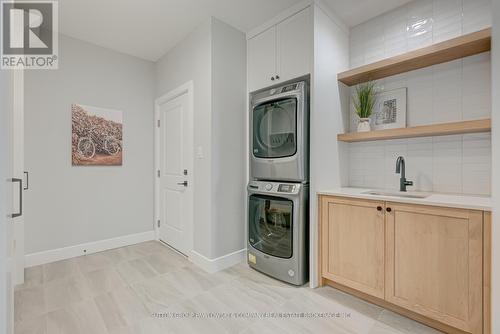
[25,231,156,267]
[190,248,246,274]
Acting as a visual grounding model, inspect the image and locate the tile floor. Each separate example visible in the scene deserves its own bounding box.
[14,241,441,334]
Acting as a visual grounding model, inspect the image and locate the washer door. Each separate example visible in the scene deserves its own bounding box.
[252,98,297,159]
[248,194,293,259]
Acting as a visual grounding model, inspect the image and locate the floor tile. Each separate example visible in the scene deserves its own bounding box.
[14,314,47,334]
[14,286,46,323]
[44,273,93,312]
[43,258,80,283]
[94,287,150,331]
[131,274,186,313]
[46,299,108,334]
[115,258,157,284]
[76,252,113,273]
[84,267,127,295]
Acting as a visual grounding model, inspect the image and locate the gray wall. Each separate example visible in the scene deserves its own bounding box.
[155,19,214,257]
[155,18,246,259]
[211,19,246,258]
[24,35,156,253]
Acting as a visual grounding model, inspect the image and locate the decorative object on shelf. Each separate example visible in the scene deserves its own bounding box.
[72,104,123,166]
[352,81,377,132]
[373,88,407,131]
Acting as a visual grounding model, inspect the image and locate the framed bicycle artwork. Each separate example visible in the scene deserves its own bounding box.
[71,104,123,166]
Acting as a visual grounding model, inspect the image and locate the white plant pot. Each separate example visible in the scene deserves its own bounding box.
[357,118,371,132]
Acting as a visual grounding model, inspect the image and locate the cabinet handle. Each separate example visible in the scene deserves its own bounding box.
[276,75,280,80]
[271,76,275,81]
[377,206,382,211]
[386,207,392,213]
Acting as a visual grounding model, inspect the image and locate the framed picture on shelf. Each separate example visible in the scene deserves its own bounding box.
[373,88,407,130]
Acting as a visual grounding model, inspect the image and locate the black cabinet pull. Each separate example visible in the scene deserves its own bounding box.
[386,207,392,213]
[24,171,29,190]
[10,178,22,218]
[377,206,382,211]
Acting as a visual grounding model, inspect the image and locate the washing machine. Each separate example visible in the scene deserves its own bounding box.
[247,180,308,285]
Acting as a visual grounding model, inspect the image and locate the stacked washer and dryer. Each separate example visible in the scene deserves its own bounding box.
[247,80,309,286]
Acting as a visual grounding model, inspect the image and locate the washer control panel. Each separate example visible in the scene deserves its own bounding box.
[278,184,295,193]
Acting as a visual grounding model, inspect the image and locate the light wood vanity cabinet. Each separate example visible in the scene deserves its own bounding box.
[320,197,385,299]
[319,195,490,334]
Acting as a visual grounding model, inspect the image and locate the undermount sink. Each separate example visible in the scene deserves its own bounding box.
[362,190,430,199]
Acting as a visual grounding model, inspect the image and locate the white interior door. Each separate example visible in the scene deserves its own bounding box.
[155,84,193,256]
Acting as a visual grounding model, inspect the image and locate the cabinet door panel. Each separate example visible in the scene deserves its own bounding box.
[247,26,276,92]
[277,7,312,82]
[321,197,385,298]
[385,203,483,334]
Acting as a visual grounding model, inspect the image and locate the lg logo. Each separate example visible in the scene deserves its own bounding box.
[1,0,58,69]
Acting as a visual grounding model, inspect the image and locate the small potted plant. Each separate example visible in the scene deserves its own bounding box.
[353,81,377,132]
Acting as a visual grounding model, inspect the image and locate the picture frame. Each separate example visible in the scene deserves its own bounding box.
[372,88,407,130]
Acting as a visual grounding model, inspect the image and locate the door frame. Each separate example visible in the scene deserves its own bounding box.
[154,81,194,257]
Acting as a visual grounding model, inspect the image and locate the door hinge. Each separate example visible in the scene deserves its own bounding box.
[157,119,160,127]
[157,220,160,228]
[157,170,160,177]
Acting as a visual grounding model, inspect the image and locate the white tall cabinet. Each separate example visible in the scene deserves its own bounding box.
[247,6,312,92]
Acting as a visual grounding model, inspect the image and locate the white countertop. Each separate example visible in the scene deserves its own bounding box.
[317,187,492,211]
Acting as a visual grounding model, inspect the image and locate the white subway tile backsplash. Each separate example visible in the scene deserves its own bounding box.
[406,0,434,50]
[462,52,491,120]
[432,60,463,123]
[406,67,434,126]
[346,0,492,195]
[462,0,492,34]
[432,135,463,193]
[432,0,463,43]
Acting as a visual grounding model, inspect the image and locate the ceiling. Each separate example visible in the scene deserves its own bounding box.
[58,0,411,62]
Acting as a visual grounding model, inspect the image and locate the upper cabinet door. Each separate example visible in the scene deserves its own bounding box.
[277,7,312,83]
[248,26,276,92]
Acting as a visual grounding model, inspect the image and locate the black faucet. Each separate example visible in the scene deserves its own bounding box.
[395,156,413,192]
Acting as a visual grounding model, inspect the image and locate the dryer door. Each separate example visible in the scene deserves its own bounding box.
[248,194,293,259]
[252,98,297,159]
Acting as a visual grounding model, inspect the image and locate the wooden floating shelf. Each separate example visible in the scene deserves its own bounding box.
[337,119,491,143]
[338,28,491,86]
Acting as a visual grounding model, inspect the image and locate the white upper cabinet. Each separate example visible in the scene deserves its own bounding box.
[248,26,277,92]
[247,6,312,92]
[277,7,312,84]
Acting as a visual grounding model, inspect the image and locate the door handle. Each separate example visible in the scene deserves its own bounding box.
[177,181,188,187]
[24,171,29,190]
[10,178,22,218]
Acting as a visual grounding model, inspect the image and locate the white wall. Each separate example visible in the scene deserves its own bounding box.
[310,4,350,287]
[24,35,156,254]
[490,0,499,332]
[346,0,492,195]
[156,18,246,261]
[211,19,247,258]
